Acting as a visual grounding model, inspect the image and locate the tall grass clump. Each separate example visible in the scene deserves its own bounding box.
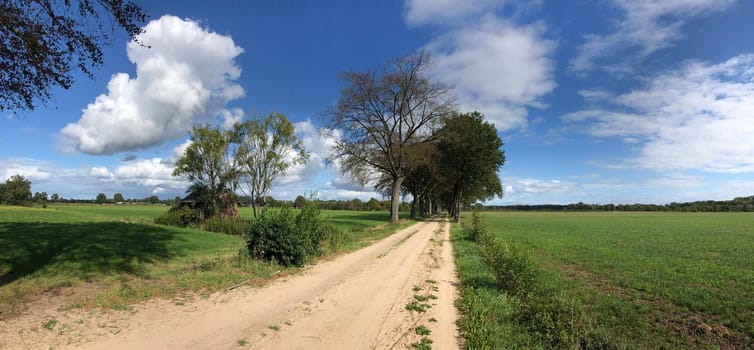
[246,204,342,267]
[201,216,251,236]
[481,238,538,298]
[470,207,491,243]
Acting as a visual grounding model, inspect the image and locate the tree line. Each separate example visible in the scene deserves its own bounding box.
[485,196,754,212]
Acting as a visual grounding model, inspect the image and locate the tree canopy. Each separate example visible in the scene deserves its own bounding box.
[235,113,308,217]
[436,111,505,222]
[1,0,147,112]
[327,51,454,224]
[95,192,107,203]
[1,174,32,205]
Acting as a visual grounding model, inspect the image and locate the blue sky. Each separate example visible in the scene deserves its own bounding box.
[2,0,754,204]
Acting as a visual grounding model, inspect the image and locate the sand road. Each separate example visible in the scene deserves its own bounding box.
[8,219,460,350]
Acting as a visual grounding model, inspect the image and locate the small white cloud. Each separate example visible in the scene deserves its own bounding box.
[571,0,735,73]
[218,108,244,130]
[90,166,114,180]
[404,0,505,26]
[114,158,181,187]
[578,89,613,102]
[167,139,193,165]
[59,15,245,155]
[425,16,556,131]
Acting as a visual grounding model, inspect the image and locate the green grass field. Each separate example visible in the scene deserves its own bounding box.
[454,211,754,349]
[0,204,405,319]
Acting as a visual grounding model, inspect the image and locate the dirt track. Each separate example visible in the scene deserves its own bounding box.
[1,220,459,349]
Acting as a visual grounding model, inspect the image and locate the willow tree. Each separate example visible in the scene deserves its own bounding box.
[327,52,454,224]
[235,113,309,217]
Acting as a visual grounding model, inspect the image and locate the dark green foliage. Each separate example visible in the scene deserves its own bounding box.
[95,193,107,203]
[154,206,202,227]
[0,0,147,112]
[246,205,340,267]
[439,112,505,223]
[1,175,31,206]
[33,192,48,208]
[201,216,250,236]
[293,195,306,208]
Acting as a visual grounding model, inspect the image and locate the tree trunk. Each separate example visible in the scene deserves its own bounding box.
[251,194,258,218]
[453,188,462,224]
[409,195,417,220]
[390,176,405,224]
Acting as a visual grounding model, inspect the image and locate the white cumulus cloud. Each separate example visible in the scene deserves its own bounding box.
[564,54,754,173]
[59,15,245,155]
[425,16,556,130]
[571,0,735,73]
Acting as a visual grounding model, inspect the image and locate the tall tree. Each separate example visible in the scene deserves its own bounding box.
[438,112,505,223]
[1,0,147,111]
[326,52,454,224]
[173,124,238,218]
[50,193,60,201]
[2,174,31,205]
[293,195,307,209]
[234,113,309,218]
[95,192,107,203]
[113,193,125,202]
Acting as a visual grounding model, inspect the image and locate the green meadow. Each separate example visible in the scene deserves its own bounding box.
[0,204,404,319]
[454,211,754,349]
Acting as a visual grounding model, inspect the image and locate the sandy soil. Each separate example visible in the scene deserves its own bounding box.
[0,219,460,350]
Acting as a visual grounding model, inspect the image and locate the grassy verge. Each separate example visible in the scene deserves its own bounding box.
[452,211,754,349]
[0,205,412,319]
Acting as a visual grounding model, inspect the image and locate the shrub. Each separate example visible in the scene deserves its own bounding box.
[481,238,538,298]
[246,204,341,267]
[470,208,492,243]
[202,216,250,236]
[154,206,202,227]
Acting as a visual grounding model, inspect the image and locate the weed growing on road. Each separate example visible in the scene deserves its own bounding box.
[428,317,437,322]
[412,285,422,292]
[411,337,433,350]
[42,319,58,330]
[415,325,431,336]
[405,301,431,313]
[237,339,248,346]
[414,294,429,302]
[425,279,436,284]
[268,324,280,331]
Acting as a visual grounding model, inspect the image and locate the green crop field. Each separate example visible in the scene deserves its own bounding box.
[0,204,406,319]
[454,211,754,349]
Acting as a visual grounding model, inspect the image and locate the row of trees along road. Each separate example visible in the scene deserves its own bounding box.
[172,113,308,219]
[327,52,506,224]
